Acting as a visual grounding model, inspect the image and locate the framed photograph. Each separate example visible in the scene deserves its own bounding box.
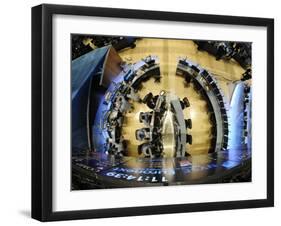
[32,4,274,221]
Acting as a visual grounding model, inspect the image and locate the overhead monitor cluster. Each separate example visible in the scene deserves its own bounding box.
[137,90,192,158]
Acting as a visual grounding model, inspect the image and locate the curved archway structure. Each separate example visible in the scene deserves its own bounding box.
[176,58,229,153]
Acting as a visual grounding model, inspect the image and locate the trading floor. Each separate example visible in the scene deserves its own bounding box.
[71,36,252,189]
[118,38,244,156]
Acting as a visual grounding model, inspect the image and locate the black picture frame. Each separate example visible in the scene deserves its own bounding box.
[32,3,274,222]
